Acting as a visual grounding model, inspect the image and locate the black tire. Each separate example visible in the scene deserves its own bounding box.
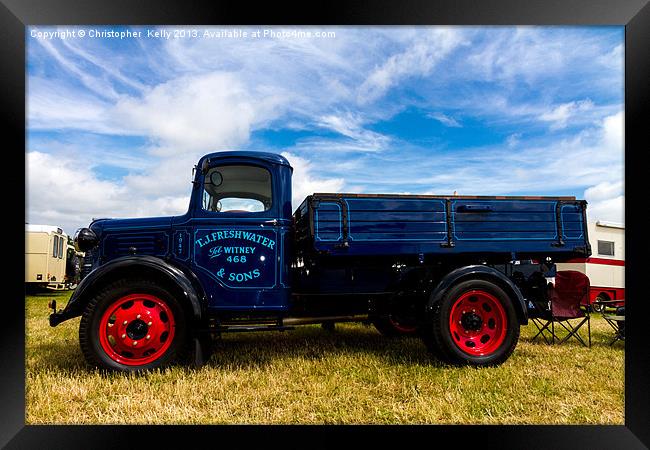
[79,278,189,372]
[66,255,80,277]
[421,279,520,366]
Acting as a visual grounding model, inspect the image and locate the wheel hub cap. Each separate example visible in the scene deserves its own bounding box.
[461,312,483,331]
[126,319,148,340]
[448,290,508,356]
[98,293,175,366]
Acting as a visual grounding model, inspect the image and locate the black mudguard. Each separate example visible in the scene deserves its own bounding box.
[49,255,205,327]
[426,265,529,325]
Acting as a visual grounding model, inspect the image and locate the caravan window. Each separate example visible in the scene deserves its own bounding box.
[52,235,58,257]
[597,240,615,256]
[58,236,64,258]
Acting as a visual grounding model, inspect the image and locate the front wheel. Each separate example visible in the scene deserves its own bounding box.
[79,278,188,372]
[422,279,520,366]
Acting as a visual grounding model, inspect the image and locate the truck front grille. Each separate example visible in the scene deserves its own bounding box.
[80,250,94,280]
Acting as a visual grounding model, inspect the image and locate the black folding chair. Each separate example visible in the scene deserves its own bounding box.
[531,270,591,347]
[602,305,625,346]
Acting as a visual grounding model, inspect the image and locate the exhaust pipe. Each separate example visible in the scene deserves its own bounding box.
[282,315,368,326]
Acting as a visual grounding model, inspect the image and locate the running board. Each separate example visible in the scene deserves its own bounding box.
[216,325,295,333]
[215,314,368,334]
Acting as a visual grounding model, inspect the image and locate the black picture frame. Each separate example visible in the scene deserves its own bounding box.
[4,0,649,448]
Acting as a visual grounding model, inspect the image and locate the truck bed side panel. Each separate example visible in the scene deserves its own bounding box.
[295,194,589,260]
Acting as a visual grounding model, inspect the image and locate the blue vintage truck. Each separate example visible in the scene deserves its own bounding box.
[49,151,591,371]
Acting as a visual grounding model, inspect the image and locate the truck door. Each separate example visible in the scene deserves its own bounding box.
[185,159,291,312]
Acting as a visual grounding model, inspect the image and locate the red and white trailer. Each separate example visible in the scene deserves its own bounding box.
[557,220,625,311]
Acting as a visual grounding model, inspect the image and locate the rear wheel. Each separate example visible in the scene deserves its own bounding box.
[422,279,519,366]
[372,313,419,337]
[79,278,188,372]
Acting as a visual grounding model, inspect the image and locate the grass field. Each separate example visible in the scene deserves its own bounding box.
[26,290,624,424]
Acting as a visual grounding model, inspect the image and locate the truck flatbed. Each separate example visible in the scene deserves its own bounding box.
[295,193,589,260]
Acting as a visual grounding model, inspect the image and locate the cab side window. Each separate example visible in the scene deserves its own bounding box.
[202,165,272,213]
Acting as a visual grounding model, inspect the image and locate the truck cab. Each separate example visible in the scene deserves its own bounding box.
[178,152,293,312]
[49,151,591,372]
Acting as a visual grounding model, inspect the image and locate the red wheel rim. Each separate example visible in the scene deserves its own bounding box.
[98,293,176,366]
[448,290,507,356]
[388,315,418,333]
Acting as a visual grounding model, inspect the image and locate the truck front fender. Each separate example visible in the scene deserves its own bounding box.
[426,265,528,325]
[49,255,205,327]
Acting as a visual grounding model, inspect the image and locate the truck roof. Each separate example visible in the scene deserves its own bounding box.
[198,151,292,169]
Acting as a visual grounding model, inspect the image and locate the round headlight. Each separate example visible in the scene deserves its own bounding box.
[74,227,98,252]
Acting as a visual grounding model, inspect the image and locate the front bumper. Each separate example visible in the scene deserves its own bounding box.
[49,311,67,327]
[48,299,75,327]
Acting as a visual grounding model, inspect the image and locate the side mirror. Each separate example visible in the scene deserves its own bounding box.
[201,158,211,174]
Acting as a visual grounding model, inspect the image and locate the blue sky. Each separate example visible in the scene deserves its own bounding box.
[26,26,624,235]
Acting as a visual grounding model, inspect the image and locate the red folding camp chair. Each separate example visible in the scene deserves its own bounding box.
[531,270,591,347]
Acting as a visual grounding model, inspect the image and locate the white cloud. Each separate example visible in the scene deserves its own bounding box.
[539,99,594,130]
[601,110,624,150]
[27,77,116,134]
[506,133,521,147]
[315,112,390,151]
[281,152,345,208]
[584,181,624,224]
[461,27,620,87]
[358,28,464,103]
[122,152,198,198]
[584,180,624,203]
[26,151,128,234]
[26,151,193,235]
[59,37,147,92]
[464,28,565,83]
[596,43,624,72]
[427,112,461,127]
[34,35,120,100]
[139,195,190,217]
[585,194,624,224]
[113,72,270,154]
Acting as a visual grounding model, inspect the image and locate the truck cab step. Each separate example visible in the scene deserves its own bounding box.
[216,325,295,333]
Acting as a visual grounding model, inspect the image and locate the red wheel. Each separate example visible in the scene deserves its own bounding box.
[388,315,418,334]
[373,310,419,337]
[98,293,176,366]
[421,279,520,366]
[448,290,507,356]
[80,278,188,372]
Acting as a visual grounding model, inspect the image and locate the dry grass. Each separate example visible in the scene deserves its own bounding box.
[26,290,624,424]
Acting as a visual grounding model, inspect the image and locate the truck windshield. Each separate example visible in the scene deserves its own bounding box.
[202,165,272,213]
